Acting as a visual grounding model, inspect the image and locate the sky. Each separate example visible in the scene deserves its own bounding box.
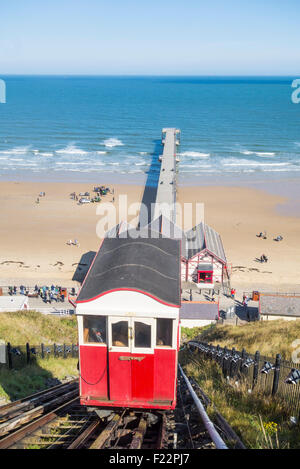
[1,0,300,75]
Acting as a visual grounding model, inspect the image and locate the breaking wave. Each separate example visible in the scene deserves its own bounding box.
[102,138,124,148]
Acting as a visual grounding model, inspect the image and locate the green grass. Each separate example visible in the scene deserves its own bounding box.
[0,357,78,401]
[181,324,215,341]
[0,310,78,402]
[0,310,78,345]
[180,349,300,448]
[185,320,300,360]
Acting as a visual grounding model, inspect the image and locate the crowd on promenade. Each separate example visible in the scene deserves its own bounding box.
[7,285,77,304]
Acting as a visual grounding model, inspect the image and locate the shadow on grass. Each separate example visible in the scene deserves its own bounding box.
[0,353,78,402]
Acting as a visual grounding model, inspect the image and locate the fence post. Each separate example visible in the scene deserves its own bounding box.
[7,342,12,369]
[41,343,45,359]
[230,347,236,378]
[222,346,228,377]
[72,343,75,358]
[63,343,66,359]
[26,342,30,364]
[253,351,260,388]
[53,343,57,358]
[239,348,246,376]
[272,354,281,396]
[216,345,220,364]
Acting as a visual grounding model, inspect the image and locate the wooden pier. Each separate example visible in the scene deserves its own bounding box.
[153,128,180,223]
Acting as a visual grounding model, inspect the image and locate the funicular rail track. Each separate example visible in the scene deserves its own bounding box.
[0,406,169,449]
[178,347,246,449]
[0,378,169,449]
[0,367,243,449]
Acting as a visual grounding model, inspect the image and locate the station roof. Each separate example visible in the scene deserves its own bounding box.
[180,301,218,320]
[185,222,226,263]
[260,294,300,317]
[147,217,226,263]
[76,235,181,307]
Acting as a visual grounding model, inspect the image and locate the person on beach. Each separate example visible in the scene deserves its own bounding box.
[260,254,268,263]
[231,288,236,299]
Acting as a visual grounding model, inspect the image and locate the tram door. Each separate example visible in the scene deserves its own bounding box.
[108,317,155,403]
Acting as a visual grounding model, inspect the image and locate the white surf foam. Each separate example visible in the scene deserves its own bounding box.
[102,138,124,148]
[56,162,89,166]
[0,146,31,155]
[180,151,210,158]
[241,150,276,157]
[222,158,288,167]
[56,144,88,155]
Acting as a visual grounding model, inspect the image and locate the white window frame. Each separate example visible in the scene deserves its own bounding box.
[108,316,131,353]
[132,317,155,355]
[78,315,108,347]
[108,316,155,355]
[155,318,177,350]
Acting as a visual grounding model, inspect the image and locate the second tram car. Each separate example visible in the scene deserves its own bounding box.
[74,231,181,410]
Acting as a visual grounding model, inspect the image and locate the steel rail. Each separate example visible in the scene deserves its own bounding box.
[0,378,78,419]
[0,397,79,449]
[178,364,228,450]
[187,359,246,449]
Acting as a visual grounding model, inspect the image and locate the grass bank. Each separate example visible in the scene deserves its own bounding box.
[0,311,78,402]
[0,310,77,344]
[182,320,300,360]
[0,357,78,401]
[180,350,300,449]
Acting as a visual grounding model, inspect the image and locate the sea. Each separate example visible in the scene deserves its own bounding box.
[0,76,300,187]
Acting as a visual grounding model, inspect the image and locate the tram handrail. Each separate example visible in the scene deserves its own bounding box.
[178,364,228,450]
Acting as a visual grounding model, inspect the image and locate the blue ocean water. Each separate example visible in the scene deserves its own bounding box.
[0,76,299,184]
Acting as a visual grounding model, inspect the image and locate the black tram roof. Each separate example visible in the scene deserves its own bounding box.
[77,235,181,307]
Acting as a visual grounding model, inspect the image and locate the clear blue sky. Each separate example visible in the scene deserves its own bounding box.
[1,0,299,75]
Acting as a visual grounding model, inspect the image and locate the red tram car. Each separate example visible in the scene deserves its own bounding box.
[74,230,181,410]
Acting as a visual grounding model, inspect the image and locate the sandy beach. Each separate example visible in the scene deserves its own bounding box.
[0,180,299,293]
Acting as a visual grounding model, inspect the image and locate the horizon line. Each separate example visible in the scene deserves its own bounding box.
[1,73,299,78]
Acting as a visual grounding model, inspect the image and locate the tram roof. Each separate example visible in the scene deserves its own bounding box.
[76,235,181,307]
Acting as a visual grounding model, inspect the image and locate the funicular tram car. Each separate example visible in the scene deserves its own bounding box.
[74,230,181,410]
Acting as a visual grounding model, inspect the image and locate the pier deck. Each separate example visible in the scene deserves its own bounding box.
[153,128,180,223]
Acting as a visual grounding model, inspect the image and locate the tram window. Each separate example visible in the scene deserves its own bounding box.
[156,318,173,347]
[112,321,128,347]
[83,316,107,344]
[134,322,151,348]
